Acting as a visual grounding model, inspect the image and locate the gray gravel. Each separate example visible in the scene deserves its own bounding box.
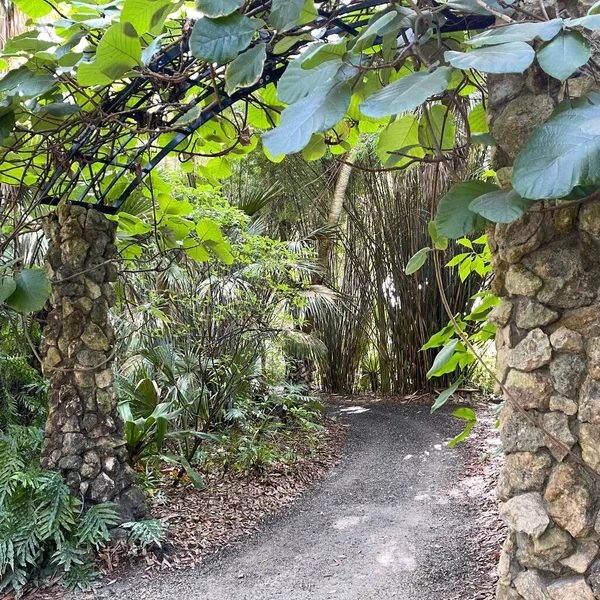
[86,403,489,600]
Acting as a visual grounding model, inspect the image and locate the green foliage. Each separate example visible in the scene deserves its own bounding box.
[121,520,168,549]
[0,438,119,596]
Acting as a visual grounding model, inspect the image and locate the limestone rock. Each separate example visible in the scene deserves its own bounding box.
[81,323,110,352]
[579,201,600,238]
[578,377,600,424]
[515,299,558,330]
[496,584,523,600]
[550,354,586,399]
[542,412,576,462]
[524,234,600,309]
[498,452,552,500]
[489,300,514,327]
[549,395,578,416]
[517,527,574,573]
[62,310,85,341]
[89,472,115,503]
[495,212,553,266]
[501,405,545,453]
[549,327,584,354]
[586,337,600,380]
[500,493,550,539]
[505,265,543,297]
[508,329,552,372]
[514,570,550,600]
[588,560,600,595]
[547,576,594,600]
[545,462,594,538]
[488,73,525,108]
[579,423,600,471]
[505,369,552,409]
[492,94,554,159]
[498,535,518,585]
[557,304,600,339]
[559,540,598,574]
[95,369,114,390]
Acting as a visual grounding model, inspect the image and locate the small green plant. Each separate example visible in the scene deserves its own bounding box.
[122,519,169,549]
[0,436,120,596]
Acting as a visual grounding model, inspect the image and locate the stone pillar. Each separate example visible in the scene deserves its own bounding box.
[489,48,600,599]
[40,203,147,523]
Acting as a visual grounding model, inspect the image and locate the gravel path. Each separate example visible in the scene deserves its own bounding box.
[85,403,499,600]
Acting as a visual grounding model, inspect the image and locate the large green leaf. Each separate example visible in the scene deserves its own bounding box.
[277,56,342,104]
[513,104,600,199]
[350,8,415,53]
[12,0,52,17]
[430,379,462,413]
[190,13,260,63]
[0,276,16,302]
[302,39,347,70]
[360,67,452,119]
[225,44,266,92]
[469,188,536,223]
[405,247,431,275]
[466,18,562,47]
[566,15,600,29]
[5,268,50,313]
[445,42,535,73]
[467,103,488,133]
[376,114,424,166]
[537,31,590,82]
[95,22,142,81]
[263,83,351,156]
[121,0,173,35]
[196,0,244,18]
[419,104,456,153]
[0,67,56,97]
[434,180,498,238]
[427,339,459,378]
[271,0,306,32]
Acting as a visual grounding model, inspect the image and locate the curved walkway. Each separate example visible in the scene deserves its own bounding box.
[88,403,496,600]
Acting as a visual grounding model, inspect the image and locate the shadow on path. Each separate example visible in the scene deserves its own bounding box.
[89,404,489,600]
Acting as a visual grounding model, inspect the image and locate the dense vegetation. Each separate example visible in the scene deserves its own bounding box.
[1,0,599,595]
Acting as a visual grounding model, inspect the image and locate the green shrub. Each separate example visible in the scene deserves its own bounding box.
[0,433,119,596]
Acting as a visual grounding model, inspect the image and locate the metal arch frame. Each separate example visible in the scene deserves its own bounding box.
[40,1,494,215]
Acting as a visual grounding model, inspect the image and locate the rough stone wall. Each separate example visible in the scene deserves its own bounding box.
[40,203,147,523]
[488,29,600,598]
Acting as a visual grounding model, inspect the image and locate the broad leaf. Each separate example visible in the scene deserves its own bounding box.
[469,188,536,223]
[350,8,415,53]
[302,39,347,70]
[466,18,562,47]
[263,83,351,156]
[121,0,172,35]
[427,338,459,378]
[225,44,266,92]
[513,104,600,199]
[428,220,448,251]
[431,379,462,414]
[468,103,488,133]
[566,15,600,29]
[0,276,16,302]
[5,268,50,313]
[95,22,142,81]
[271,0,306,32]
[13,0,52,17]
[190,13,260,63]
[405,247,430,275]
[445,42,535,73]
[434,180,498,238]
[360,67,452,119]
[0,67,56,97]
[537,31,590,82]
[273,33,314,54]
[197,0,244,18]
[377,115,423,166]
[302,133,328,161]
[277,56,342,104]
[419,104,456,152]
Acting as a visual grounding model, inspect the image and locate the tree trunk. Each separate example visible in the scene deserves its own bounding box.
[488,26,600,598]
[40,203,147,523]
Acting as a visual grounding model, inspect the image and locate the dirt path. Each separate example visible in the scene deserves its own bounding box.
[85,403,501,600]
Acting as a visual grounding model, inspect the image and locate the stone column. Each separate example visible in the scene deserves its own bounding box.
[40,203,147,523]
[489,46,600,600]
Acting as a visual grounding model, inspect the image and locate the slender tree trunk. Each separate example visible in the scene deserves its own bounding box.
[40,204,147,522]
[489,12,600,597]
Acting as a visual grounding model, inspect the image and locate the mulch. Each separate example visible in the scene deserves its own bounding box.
[450,402,506,600]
